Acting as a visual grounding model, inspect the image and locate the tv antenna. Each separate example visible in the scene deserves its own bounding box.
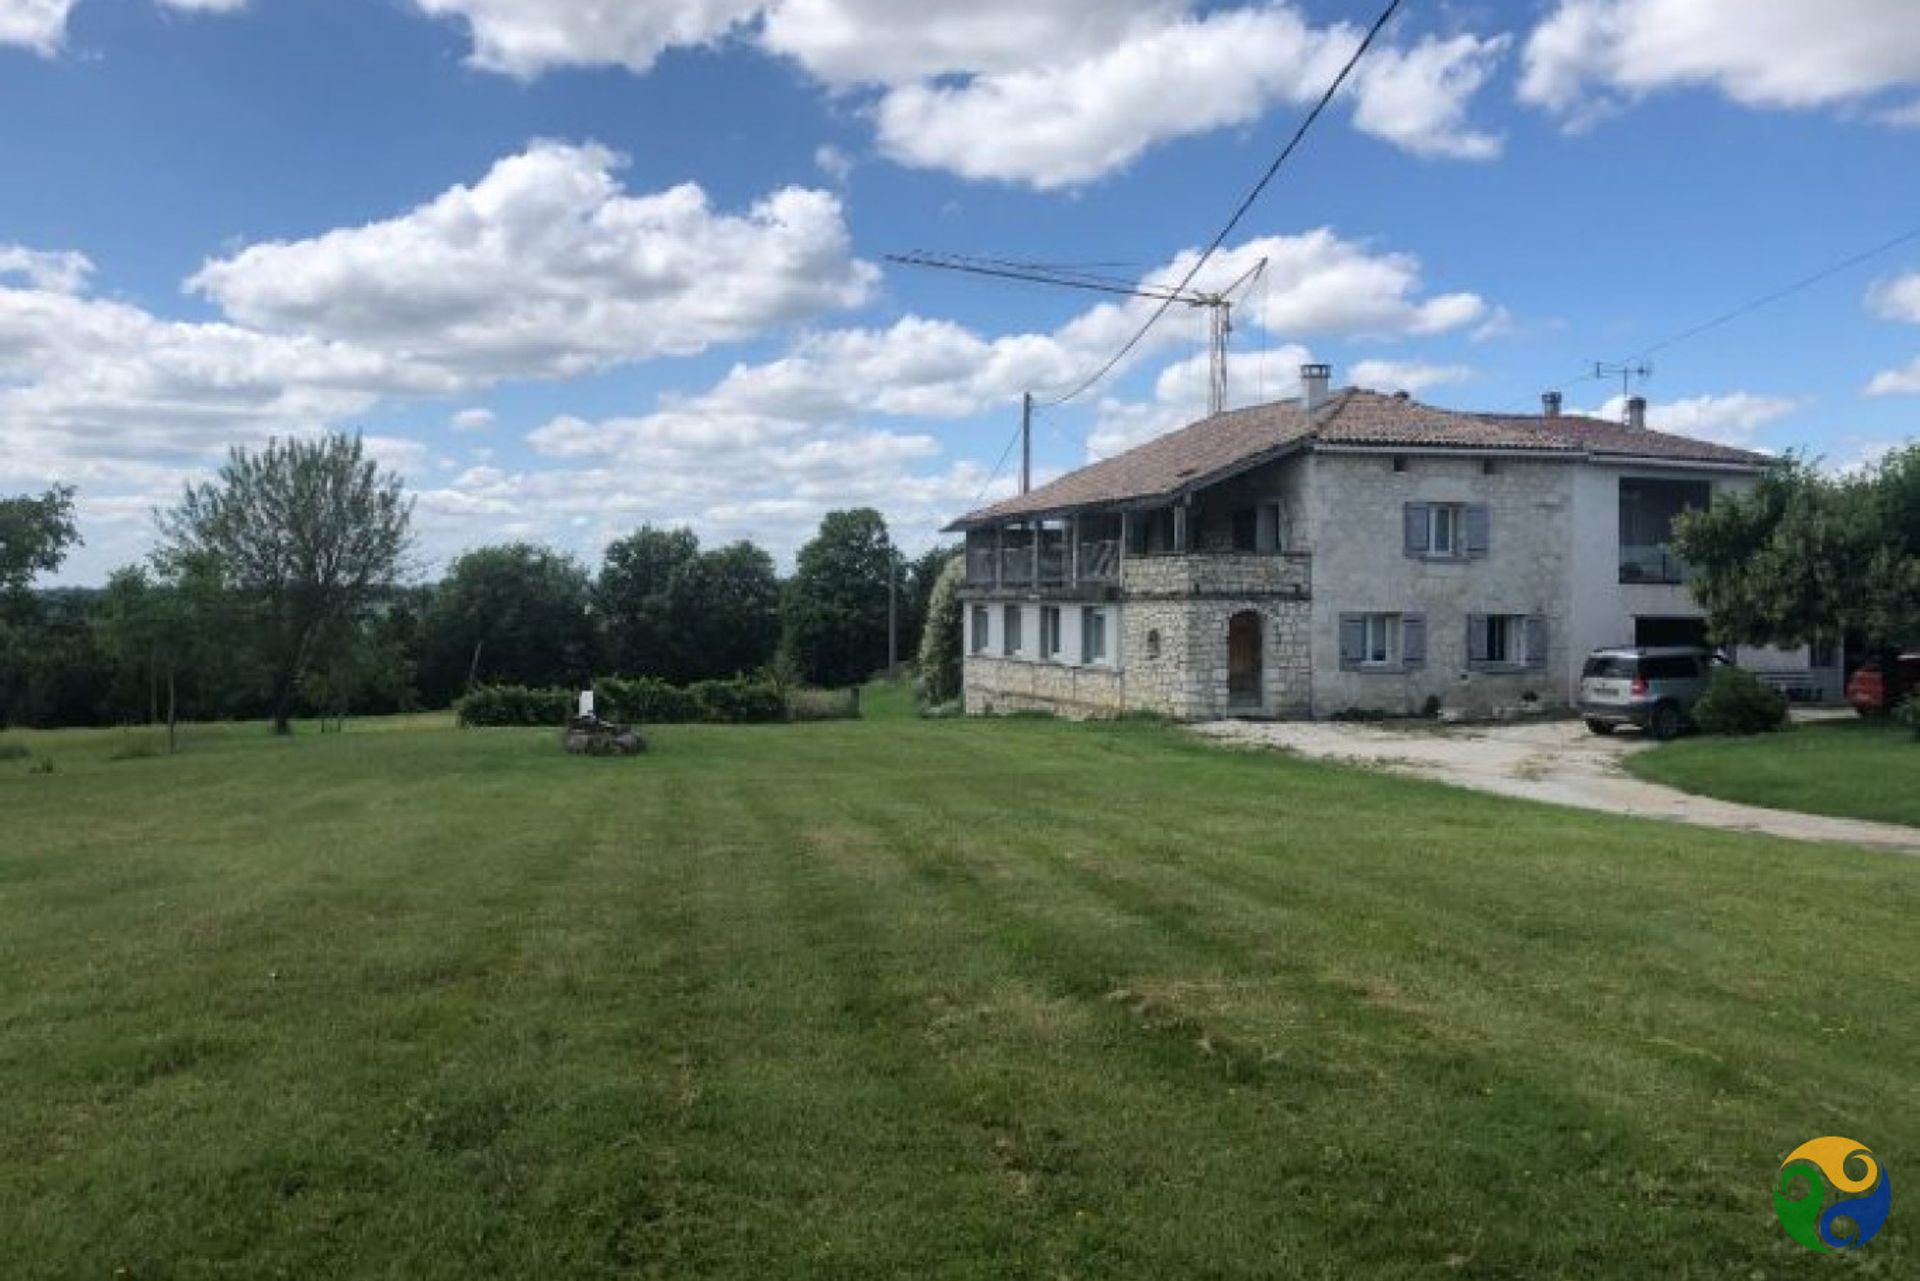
[1594,360,1653,411]
[886,253,1269,492]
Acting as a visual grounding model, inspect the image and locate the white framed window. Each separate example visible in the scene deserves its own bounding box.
[1002,604,1023,657]
[1362,614,1398,666]
[1340,612,1427,671]
[1404,503,1489,560]
[1081,607,1108,664]
[1468,613,1547,669]
[1040,606,1063,659]
[970,605,989,655]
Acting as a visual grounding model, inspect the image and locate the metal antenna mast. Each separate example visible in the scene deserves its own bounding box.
[886,253,1269,421]
[1594,360,1653,414]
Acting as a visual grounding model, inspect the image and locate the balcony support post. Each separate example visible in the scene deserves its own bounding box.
[993,524,1003,589]
[1069,514,1080,588]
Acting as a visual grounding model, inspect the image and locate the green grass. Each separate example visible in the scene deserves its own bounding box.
[2,688,1915,1278]
[1627,718,1920,828]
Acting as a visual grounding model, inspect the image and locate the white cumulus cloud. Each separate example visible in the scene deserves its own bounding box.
[1588,391,1801,445]
[187,141,877,381]
[1521,0,1920,127]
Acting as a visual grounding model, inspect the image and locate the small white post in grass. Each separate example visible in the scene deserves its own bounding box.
[578,689,594,720]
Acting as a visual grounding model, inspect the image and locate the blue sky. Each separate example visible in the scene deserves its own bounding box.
[3,0,1918,583]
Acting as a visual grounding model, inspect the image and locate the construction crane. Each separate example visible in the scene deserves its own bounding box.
[886,252,1269,419]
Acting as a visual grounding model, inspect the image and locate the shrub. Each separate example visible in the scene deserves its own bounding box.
[691,677,788,724]
[27,757,54,774]
[1690,666,1789,736]
[0,743,29,761]
[915,555,965,706]
[596,676,699,725]
[787,687,862,722]
[455,685,574,728]
[1894,693,1920,742]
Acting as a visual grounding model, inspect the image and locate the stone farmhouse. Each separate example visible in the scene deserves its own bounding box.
[945,364,1832,720]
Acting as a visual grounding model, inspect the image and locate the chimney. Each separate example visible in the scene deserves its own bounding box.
[1541,390,1562,418]
[1626,395,1647,430]
[1301,363,1331,412]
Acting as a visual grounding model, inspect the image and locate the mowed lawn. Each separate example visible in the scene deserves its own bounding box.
[2,691,1915,1279]
[1627,717,1920,828]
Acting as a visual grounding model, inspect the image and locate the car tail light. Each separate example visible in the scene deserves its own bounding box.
[1630,674,1649,696]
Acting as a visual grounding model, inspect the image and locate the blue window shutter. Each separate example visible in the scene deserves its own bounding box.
[1466,614,1490,663]
[1404,504,1429,556]
[1402,614,1427,667]
[1463,504,1491,557]
[1339,614,1365,668]
[1525,616,1549,668]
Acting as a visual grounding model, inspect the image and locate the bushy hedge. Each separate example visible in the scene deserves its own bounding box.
[690,677,788,724]
[1691,666,1789,736]
[458,675,845,727]
[1894,693,1920,742]
[596,676,700,724]
[454,684,575,727]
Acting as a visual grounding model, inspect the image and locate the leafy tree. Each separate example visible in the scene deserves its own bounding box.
[781,508,896,688]
[664,540,782,681]
[595,526,700,678]
[915,553,966,706]
[421,544,597,704]
[1673,446,1920,707]
[156,434,414,734]
[0,485,79,614]
[900,544,959,664]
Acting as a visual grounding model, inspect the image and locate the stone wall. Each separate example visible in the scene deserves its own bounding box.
[1306,451,1575,717]
[964,655,1126,718]
[1119,555,1312,719]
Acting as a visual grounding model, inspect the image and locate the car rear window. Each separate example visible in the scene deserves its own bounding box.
[1583,655,1635,678]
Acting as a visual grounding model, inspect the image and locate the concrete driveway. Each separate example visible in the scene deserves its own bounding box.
[1193,715,1920,855]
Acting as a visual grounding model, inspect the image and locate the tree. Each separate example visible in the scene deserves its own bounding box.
[901,544,959,664]
[595,527,781,682]
[156,434,414,734]
[781,508,896,688]
[596,526,700,678]
[915,553,966,706]
[421,544,596,703]
[0,485,79,609]
[1672,446,1920,708]
[663,540,782,681]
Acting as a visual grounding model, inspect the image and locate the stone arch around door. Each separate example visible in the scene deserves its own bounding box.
[1227,610,1263,709]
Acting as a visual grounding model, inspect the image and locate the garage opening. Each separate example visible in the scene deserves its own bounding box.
[1634,616,1709,648]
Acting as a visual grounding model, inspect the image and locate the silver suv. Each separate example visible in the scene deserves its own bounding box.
[1579,646,1719,739]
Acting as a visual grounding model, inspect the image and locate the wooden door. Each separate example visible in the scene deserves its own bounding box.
[1228,612,1262,708]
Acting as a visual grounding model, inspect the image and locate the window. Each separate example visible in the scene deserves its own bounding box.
[1619,478,1710,583]
[1040,606,1063,659]
[1392,455,1409,473]
[1340,612,1427,670]
[1081,607,1108,664]
[1362,614,1397,665]
[1468,613,1547,669]
[970,606,989,655]
[1404,503,1489,560]
[1145,629,1162,660]
[1811,641,1839,669]
[1002,605,1023,657]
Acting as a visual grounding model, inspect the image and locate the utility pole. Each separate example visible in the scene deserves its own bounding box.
[886,550,898,679]
[1020,392,1033,495]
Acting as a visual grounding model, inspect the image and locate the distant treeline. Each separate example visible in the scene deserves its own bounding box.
[1,441,957,730]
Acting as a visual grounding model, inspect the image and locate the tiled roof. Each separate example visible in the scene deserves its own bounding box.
[947,388,1768,528]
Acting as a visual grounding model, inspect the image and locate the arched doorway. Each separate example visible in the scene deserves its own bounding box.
[1227,611,1262,709]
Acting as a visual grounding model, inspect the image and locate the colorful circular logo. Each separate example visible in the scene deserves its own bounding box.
[1773,1136,1891,1251]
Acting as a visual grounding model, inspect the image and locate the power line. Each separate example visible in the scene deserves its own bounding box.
[1494,220,1920,415]
[1633,222,1920,360]
[970,415,1028,508]
[1037,0,1406,409]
